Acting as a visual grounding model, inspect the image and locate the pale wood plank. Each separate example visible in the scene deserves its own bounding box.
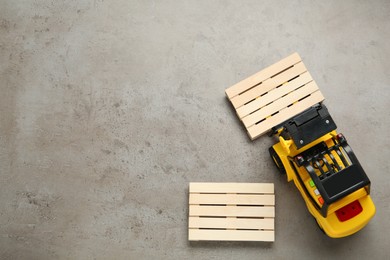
[225,52,301,99]
[189,217,274,230]
[189,229,275,242]
[189,205,275,217]
[188,183,275,242]
[230,61,307,109]
[189,194,275,205]
[189,183,274,194]
[242,81,320,128]
[236,71,313,118]
[225,52,325,140]
[247,90,325,139]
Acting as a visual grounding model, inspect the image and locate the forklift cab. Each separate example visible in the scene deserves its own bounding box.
[292,134,371,217]
[270,104,375,237]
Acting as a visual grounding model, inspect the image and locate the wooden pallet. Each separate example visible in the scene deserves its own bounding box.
[188,183,275,242]
[225,53,325,140]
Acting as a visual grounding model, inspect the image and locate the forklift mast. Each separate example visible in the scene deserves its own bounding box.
[270,104,337,149]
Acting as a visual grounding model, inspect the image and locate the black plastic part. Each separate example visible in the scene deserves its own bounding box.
[285,105,337,149]
[269,104,337,149]
[289,159,321,212]
[295,155,305,167]
[336,133,347,144]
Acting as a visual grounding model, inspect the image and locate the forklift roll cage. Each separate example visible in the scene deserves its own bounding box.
[272,104,371,218]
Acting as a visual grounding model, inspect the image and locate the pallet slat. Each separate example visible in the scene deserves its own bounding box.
[230,61,307,109]
[189,194,275,205]
[189,229,275,242]
[236,71,313,118]
[189,205,275,217]
[247,90,324,139]
[188,182,275,242]
[225,52,301,99]
[189,217,274,230]
[225,53,325,140]
[242,81,320,128]
[189,182,274,194]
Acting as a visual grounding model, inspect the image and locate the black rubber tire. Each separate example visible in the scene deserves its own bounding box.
[269,147,286,174]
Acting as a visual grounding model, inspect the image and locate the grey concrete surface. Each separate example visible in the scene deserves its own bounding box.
[1,0,389,259]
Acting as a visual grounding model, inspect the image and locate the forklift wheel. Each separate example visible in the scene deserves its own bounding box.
[269,147,286,174]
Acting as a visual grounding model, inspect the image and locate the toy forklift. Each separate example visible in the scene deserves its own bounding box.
[268,104,375,237]
[225,53,375,238]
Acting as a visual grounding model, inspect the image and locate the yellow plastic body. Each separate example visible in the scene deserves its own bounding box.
[273,130,376,238]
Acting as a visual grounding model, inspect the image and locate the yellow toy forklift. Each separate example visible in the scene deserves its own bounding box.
[268,104,375,238]
[225,52,375,238]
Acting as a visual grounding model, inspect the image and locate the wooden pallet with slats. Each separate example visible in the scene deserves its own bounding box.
[188,182,275,242]
[225,53,325,140]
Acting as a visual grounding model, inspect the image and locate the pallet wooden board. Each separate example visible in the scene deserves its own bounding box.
[188,182,275,242]
[225,52,325,140]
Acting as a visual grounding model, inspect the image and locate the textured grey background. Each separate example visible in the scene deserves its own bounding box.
[1,0,389,259]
